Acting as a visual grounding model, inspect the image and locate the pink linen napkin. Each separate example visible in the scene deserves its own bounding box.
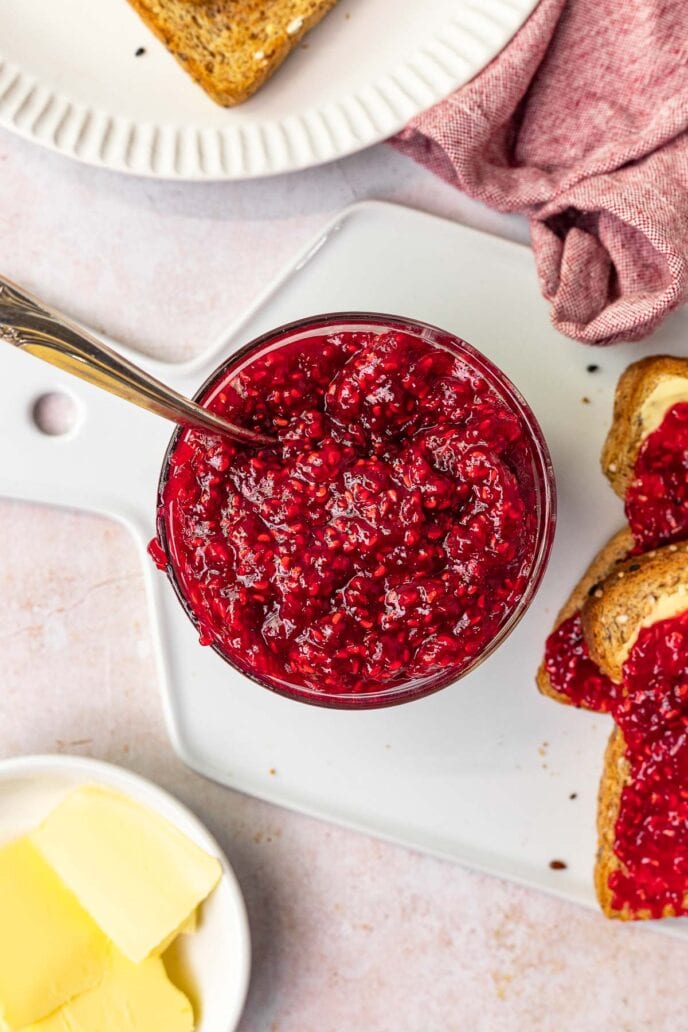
[393,0,688,345]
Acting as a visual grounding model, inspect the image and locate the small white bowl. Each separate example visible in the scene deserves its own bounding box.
[0,753,251,1032]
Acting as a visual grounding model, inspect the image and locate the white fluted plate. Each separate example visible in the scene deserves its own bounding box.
[0,0,536,180]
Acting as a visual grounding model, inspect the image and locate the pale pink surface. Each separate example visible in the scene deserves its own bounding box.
[1,130,688,1031]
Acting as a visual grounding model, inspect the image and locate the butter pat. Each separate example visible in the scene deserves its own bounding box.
[153,907,199,958]
[32,786,222,963]
[0,837,108,1030]
[639,375,688,438]
[25,947,193,1032]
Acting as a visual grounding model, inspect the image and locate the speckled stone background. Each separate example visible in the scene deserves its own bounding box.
[2,128,687,1032]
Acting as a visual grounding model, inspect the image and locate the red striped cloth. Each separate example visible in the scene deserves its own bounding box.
[393,0,688,345]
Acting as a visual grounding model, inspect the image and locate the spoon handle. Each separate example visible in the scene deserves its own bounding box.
[0,276,274,446]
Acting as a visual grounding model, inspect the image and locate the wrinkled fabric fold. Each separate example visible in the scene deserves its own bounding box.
[392,0,688,345]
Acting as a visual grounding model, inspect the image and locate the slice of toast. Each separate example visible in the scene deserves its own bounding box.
[601,355,688,499]
[581,540,688,682]
[127,0,339,106]
[536,528,632,706]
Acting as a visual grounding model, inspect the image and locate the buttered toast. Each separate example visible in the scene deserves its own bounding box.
[582,544,688,918]
[538,354,688,920]
[581,541,688,683]
[601,355,688,499]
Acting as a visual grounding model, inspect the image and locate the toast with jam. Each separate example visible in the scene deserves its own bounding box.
[582,543,688,918]
[582,542,688,683]
[602,355,688,500]
[538,355,688,919]
[536,528,632,710]
[127,0,338,106]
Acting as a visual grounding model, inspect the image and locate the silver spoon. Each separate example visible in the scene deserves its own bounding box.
[0,275,275,447]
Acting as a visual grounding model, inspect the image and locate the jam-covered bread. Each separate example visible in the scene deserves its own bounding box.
[536,528,632,710]
[127,0,338,106]
[583,551,688,918]
[582,541,688,683]
[538,354,688,920]
[601,355,688,501]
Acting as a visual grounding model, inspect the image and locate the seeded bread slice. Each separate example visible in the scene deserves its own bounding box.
[601,355,688,499]
[536,528,633,705]
[127,0,339,106]
[581,540,688,683]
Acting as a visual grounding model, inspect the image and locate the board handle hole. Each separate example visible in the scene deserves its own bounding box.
[31,392,81,437]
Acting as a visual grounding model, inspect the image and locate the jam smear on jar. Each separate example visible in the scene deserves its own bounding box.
[626,402,688,551]
[153,329,542,699]
[542,613,619,712]
[609,611,688,917]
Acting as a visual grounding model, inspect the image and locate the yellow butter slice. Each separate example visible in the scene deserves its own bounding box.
[153,907,199,958]
[0,837,108,1031]
[32,785,222,962]
[24,947,194,1032]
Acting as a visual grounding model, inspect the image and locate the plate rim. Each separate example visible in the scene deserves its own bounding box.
[0,0,539,181]
[0,751,252,1032]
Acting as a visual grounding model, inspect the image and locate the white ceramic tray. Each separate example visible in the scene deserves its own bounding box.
[0,0,536,180]
[2,201,688,929]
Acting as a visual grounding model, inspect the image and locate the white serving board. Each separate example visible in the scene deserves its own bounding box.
[2,201,688,927]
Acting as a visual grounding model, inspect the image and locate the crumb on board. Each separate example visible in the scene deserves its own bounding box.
[586,364,600,373]
[269,767,277,776]
[135,46,146,57]
[549,859,567,870]
[581,396,591,404]
[569,792,577,799]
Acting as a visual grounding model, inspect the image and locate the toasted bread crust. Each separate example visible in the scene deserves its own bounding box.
[595,726,631,918]
[544,356,688,921]
[581,540,688,683]
[601,355,688,499]
[536,528,633,705]
[128,0,338,106]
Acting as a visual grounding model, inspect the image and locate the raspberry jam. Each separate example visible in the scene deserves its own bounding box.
[609,612,688,917]
[626,402,688,551]
[543,613,619,712]
[153,316,554,707]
